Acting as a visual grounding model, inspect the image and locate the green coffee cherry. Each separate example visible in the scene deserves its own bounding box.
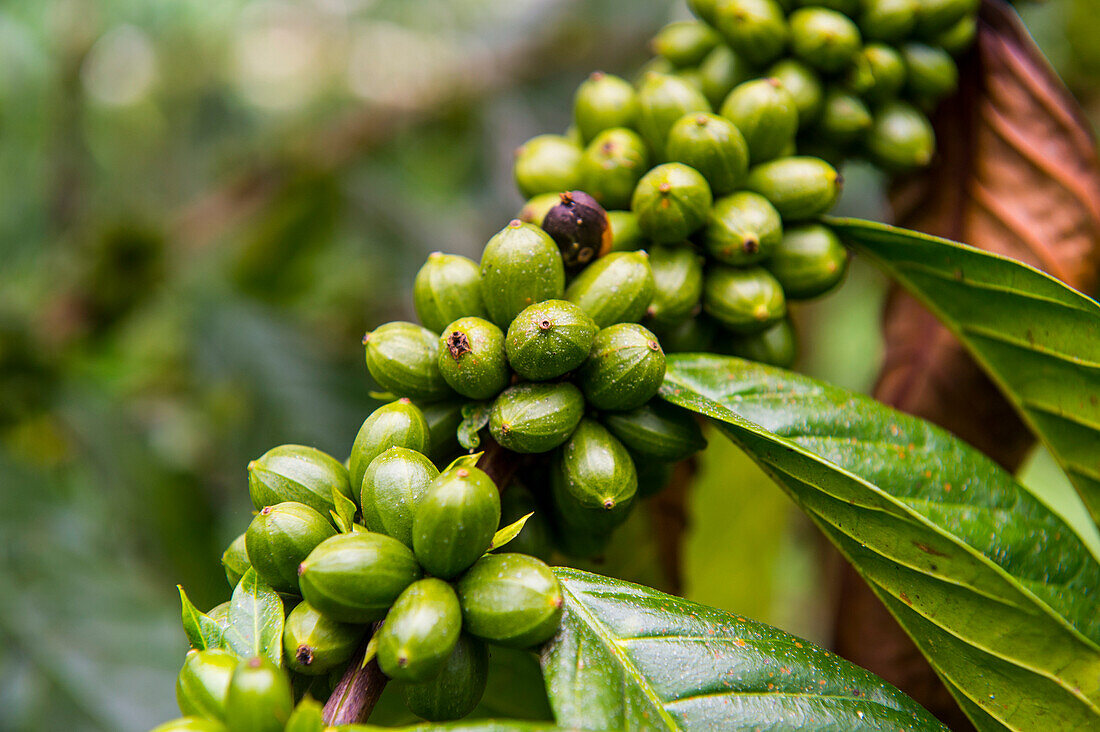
[720,79,799,164]
[283,601,364,676]
[688,0,719,24]
[518,193,562,225]
[499,483,553,561]
[651,21,720,67]
[767,59,824,128]
[489,382,586,454]
[564,251,656,328]
[788,8,862,74]
[176,649,237,720]
[745,156,842,219]
[437,317,510,400]
[506,300,597,380]
[364,322,452,402]
[402,634,489,722]
[859,0,918,42]
[631,163,713,244]
[816,88,873,147]
[245,502,336,595]
[704,265,787,334]
[151,718,227,732]
[933,14,977,56]
[456,553,564,648]
[247,444,353,516]
[915,0,978,36]
[766,223,849,299]
[580,128,650,210]
[651,315,717,353]
[412,465,501,579]
[633,56,676,83]
[413,253,488,334]
[632,452,676,499]
[413,399,464,466]
[797,0,859,13]
[726,317,798,368]
[207,601,230,627]
[222,533,250,589]
[602,401,706,462]
[901,43,958,107]
[704,191,784,266]
[298,532,422,623]
[554,419,637,531]
[513,134,582,198]
[608,210,644,252]
[665,113,749,196]
[377,578,462,682]
[223,657,293,732]
[635,72,711,157]
[864,101,936,172]
[479,221,566,328]
[349,399,431,492]
[713,0,790,67]
[361,447,439,546]
[579,324,666,412]
[573,72,639,144]
[699,45,752,109]
[845,44,906,102]
[646,244,705,326]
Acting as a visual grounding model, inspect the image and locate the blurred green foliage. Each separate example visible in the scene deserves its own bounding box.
[0,0,1094,729]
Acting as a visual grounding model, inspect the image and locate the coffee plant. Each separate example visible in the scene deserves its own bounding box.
[155,0,1100,730]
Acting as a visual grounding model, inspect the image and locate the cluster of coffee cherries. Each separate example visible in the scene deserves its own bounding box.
[364,215,707,558]
[159,428,563,731]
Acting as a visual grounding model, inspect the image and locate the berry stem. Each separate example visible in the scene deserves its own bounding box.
[475,434,522,492]
[322,622,387,725]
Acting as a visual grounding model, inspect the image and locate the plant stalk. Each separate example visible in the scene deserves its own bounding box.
[322,622,388,725]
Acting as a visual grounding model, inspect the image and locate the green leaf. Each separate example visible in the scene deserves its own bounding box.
[332,484,358,533]
[543,568,944,731]
[178,585,224,651]
[286,697,324,732]
[445,451,484,472]
[828,216,1100,527]
[458,402,492,450]
[223,568,284,664]
[662,354,1100,730]
[487,512,533,552]
[336,724,567,731]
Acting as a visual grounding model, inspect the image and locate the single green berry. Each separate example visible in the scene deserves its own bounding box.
[506,300,598,381]
[222,533,250,589]
[564,250,656,328]
[513,134,582,198]
[245,502,336,595]
[901,42,959,108]
[720,79,799,164]
[223,657,292,732]
[651,20,720,68]
[713,0,790,67]
[579,128,650,211]
[541,191,613,270]
[456,553,564,648]
[377,578,462,683]
[151,718,227,732]
[788,8,862,74]
[298,532,422,623]
[518,192,562,225]
[864,101,936,172]
[795,0,859,13]
[283,601,365,676]
[704,265,787,334]
[859,0,918,42]
[553,419,638,532]
[704,191,784,266]
[845,44,906,103]
[176,649,237,720]
[602,401,706,462]
[364,322,452,401]
[635,72,711,158]
[665,113,749,196]
[489,381,586,454]
[479,220,566,328]
[688,0,720,24]
[247,444,353,516]
[745,156,842,219]
[631,163,713,244]
[766,59,824,128]
[402,634,489,722]
[914,0,978,37]
[646,244,705,326]
[349,399,430,493]
[723,317,798,367]
[413,253,488,334]
[765,223,849,299]
[437,317,510,400]
[607,210,644,252]
[361,447,439,546]
[578,323,666,412]
[698,45,753,109]
[573,71,639,144]
[816,88,873,147]
[933,15,977,56]
[412,465,501,579]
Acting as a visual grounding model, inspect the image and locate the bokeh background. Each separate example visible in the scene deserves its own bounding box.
[0,0,1097,729]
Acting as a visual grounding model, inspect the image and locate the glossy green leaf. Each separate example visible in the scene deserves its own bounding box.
[828,216,1100,527]
[459,402,492,451]
[332,484,358,533]
[662,354,1100,730]
[178,585,224,651]
[223,568,284,665]
[445,452,484,473]
[542,567,945,731]
[488,512,533,552]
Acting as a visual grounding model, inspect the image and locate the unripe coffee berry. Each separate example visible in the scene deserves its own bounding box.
[704,265,787,334]
[402,634,489,722]
[859,0,918,42]
[845,44,906,103]
[245,501,336,595]
[456,553,564,648]
[665,113,749,196]
[554,419,638,532]
[176,649,237,720]
[349,399,430,492]
[631,163,713,244]
[437,317,510,400]
[602,401,707,462]
[579,130,649,212]
[479,220,566,328]
[817,89,873,147]
[513,134,582,198]
[646,244,704,326]
[713,0,790,67]
[864,101,936,172]
[489,382,586,454]
[283,601,364,676]
[635,72,711,158]
[651,20,720,68]
[578,323,666,412]
[152,718,227,732]
[541,191,614,269]
[724,317,798,368]
[506,300,597,380]
[223,657,292,732]
[745,156,842,220]
[361,446,439,546]
[901,43,959,108]
[377,578,462,682]
[607,210,644,253]
[573,72,639,144]
[364,321,453,401]
[704,191,784,267]
[247,444,353,517]
[222,533,250,589]
[413,253,488,334]
[766,223,849,299]
[412,465,500,579]
[788,8,862,74]
[565,251,656,328]
[766,59,824,128]
[720,79,798,164]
